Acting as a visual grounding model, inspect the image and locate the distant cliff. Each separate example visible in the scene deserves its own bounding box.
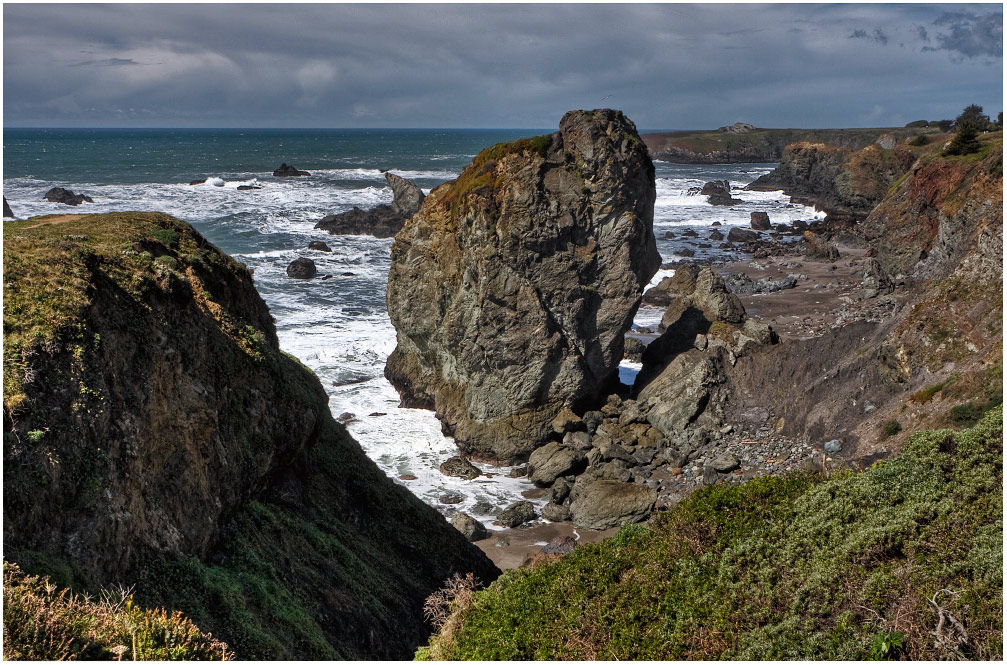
[643,127,926,164]
[2,212,498,659]
[746,140,916,222]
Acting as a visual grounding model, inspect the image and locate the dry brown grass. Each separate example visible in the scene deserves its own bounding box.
[2,562,233,660]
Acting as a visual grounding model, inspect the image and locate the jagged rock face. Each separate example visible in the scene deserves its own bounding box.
[386,109,659,462]
[860,143,1003,280]
[315,172,425,238]
[633,265,776,438]
[3,196,13,218]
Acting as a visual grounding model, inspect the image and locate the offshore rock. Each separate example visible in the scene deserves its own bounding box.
[385,109,660,462]
[273,163,310,177]
[700,180,742,206]
[286,257,317,279]
[316,172,425,238]
[43,187,93,206]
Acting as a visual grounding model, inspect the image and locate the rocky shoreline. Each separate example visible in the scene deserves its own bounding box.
[453,228,913,568]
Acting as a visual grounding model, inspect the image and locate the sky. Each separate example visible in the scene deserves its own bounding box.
[3,2,1003,130]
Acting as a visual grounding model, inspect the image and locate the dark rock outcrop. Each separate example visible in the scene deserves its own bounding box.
[385,109,660,463]
[43,187,93,206]
[308,240,332,252]
[498,501,536,528]
[700,180,742,206]
[315,172,426,238]
[727,227,759,243]
[273,163,310,177]
[750,212,771,230]
[3,196,13,218]
[2,212,498,659]
[439,456,482,480]
[286,257,317,279]
[633,265,777,437]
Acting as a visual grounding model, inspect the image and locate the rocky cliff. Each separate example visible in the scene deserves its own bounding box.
[3,212,498,659]
[385,110,660,463]
[746,140,916,222]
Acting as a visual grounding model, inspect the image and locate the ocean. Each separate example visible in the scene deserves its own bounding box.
[2,127,823,527]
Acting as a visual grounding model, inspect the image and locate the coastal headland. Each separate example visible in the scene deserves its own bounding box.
[3,113,1001,660]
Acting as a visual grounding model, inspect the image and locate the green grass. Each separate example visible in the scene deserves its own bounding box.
[2,212,250,415]
[2,562,233,660]
[421,407,1003,660]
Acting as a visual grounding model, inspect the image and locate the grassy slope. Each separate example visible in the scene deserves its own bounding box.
[420,407,1002,660]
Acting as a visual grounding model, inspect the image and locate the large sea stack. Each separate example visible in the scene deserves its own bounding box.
[385,109,660,462]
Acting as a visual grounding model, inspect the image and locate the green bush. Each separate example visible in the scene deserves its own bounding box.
[909,134,929,146]
[881,419,902,438]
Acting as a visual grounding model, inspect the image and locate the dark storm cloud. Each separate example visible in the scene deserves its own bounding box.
[3,3,1002,129]
[923,11,1003,58]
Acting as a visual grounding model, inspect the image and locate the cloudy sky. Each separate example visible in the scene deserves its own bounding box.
[3,3,1002,129]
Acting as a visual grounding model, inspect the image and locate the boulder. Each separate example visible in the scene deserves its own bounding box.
[528,441,587,486]
[316,172,425,238]
[439,456,482,480]
[550,408,584,434]
[450,512,489,542]
[236,184,261,191]
[498,501,536,528]
[700,180,742,206]
[803,231,840,261]
[824,439,843,454]
[562,430,592,450]
[568,479,656,530]
[286,257,317,279]
[3,196,13,218]
[711,453,740,473]
[43,187,93,206]
[750,212,771,230]
[385,109,660,462]
[541,504,572,523]
[308,240,332,252]
[727,227,759,243]
[189,178,207,185]
[709,229,724,241]
[273,163,310,177]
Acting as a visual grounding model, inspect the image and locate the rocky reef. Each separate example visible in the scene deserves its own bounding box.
[385,109,660,462]
[3,212,498,659]
[315,171,425,238]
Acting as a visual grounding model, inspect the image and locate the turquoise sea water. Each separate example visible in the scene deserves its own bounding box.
[2,127,823,523]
